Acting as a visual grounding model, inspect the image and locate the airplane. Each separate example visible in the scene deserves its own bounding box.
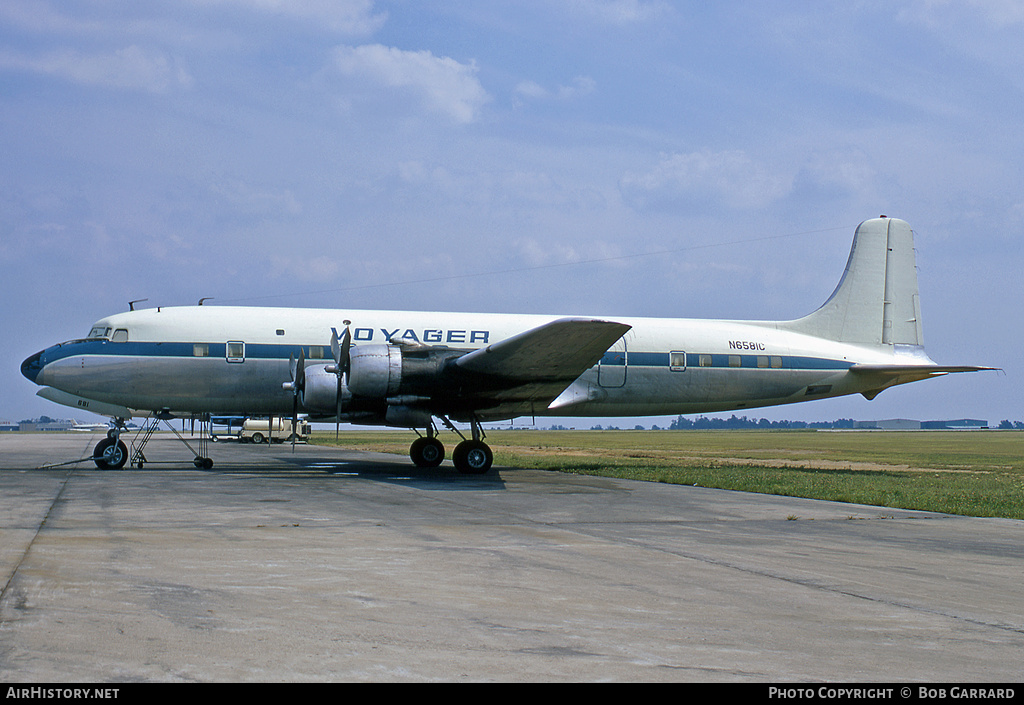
[71,420,113,432]
[21,216,994,474]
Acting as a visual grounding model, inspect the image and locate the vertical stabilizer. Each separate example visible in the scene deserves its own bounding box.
[781,217,924,347]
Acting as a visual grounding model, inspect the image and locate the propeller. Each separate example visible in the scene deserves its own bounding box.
[285,347,305,451]
[329,323,352,440]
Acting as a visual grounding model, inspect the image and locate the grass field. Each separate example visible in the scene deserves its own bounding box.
[312,429,1024,519]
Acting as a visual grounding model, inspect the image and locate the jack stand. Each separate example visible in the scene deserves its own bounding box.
[129,415,213,469]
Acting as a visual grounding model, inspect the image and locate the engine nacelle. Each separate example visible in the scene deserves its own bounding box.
[301,363,345,413]
[348,344,403,398]
[299,344,464,415]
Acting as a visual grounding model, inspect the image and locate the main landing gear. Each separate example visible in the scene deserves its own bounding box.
[409,416,494,475]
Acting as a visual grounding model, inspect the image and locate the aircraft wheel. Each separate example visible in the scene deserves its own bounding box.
[194,457,214,469]
[410,437,445,468]
[452,440,493,474]
[94,437,128,470]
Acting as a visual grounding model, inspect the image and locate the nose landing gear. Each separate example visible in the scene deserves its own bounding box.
[93,434,128,470]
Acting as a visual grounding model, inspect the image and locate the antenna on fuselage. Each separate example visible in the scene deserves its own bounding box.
[129,298,148,311]
[199,298,213,306]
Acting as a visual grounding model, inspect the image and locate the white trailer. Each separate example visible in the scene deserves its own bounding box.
[239,417,311,444]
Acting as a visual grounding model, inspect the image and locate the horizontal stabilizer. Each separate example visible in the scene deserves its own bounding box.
[849,363,999,400]
[849,364,999,377]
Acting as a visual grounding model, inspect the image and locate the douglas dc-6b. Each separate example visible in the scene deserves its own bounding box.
[21,217,993,474]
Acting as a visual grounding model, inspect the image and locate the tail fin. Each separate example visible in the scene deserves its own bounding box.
[780,217,924,347]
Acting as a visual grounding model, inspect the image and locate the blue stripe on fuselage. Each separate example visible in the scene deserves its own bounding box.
[600,351,851,371]
[32,339,853,373]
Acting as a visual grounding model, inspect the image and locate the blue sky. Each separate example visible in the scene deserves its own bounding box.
[2,1,1020,425]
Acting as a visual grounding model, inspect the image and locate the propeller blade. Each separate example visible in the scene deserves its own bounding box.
[294,348,306,452]
[336,387,342,440]
[332,325,352,440]
[339,327,352,375]
[291,409,298,452]
[284,349,307,452]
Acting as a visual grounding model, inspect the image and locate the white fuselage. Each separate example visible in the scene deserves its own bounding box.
[24,304,909,423]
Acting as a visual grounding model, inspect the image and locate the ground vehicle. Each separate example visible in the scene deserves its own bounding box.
[239,417,311,444]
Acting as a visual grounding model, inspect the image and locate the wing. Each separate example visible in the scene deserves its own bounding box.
[451,317,631,414]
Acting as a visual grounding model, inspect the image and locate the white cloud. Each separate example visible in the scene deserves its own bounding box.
[270,254,343,284]
[567,0,671,24]
[515,75,596,101]
[620,150,792,211]
[331,44,490,123]
[515,80,549,100]
[0,45,192,93]
[902,0,1024,28]
[195,0,387,34]
[209,180,303,218]
[0,1,105,35]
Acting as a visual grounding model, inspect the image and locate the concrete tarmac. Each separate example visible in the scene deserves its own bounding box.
[1,432,1022,682]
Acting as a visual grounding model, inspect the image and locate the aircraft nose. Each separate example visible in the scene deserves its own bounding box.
[21,349,45,384]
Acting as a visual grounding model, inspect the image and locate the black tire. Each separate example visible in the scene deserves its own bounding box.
[410,437,445,467]
[251,432,265,444]
[94,437,128,470]
[452,440,493,474]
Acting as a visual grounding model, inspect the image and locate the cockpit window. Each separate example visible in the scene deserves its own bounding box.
[87,326,112,339]
[111,329,129,342]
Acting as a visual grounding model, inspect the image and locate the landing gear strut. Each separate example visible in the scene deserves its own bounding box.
[408,415,493,474]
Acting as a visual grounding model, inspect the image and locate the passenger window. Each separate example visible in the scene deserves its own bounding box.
[670,351,686,371]
[112,329,128,343]
[771,356,783,369]
[729,355,741,368]
[309,346,324,360]
[193,344,209,357]
[757,356,769,368]
[699,354,712,367]
[226,341,245,362]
